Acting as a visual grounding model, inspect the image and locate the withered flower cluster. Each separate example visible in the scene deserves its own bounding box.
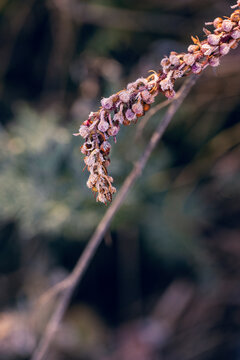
[75,1,240,204]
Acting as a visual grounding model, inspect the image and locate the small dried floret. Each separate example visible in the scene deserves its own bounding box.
[141,90,154,104]
[101,97,113,110]
[79,125,89,138]
[183,53,196,66]
[169,53,180,66]
[113,112,124,124]
[219,43,230,55]
[119,90,131,103]
[222,19,234,32]
[160,78,173,91]
[188,44,199,53]
[212,17,223,28]
[207,34,220,45]
[231,29,240,39]
[125,109,137,121]
[209,57,220,67]
[132,102,144,115]
[108,125,120,136]
[191,62,202,74]
[201,43,215,55]
[100,141,111,153]
[98,119,109,132]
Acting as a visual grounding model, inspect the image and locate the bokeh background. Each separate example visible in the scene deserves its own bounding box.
[0,0,240,359]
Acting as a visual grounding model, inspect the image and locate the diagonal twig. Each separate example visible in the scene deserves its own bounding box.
[31,75,197,360]
[135,97,176,140]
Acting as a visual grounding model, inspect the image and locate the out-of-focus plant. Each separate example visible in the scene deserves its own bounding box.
[0,106,104,238]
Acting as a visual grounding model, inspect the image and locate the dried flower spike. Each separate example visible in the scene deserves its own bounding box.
[75,2,240,204]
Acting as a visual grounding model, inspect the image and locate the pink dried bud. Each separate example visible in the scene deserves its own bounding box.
[104,159,110,168]
[101,97,113,110]
[119,90,131,103]
[96,193,107,203]
[213,17,223,28]
[165,89,176,99]
[160,57,171,70]
[201,43,215,55]
[134,78,148,88]
[127,78,147,90]
[79,125,90,138]
[141,90,154,104]
[191,62,202,74]
[100,141,111,153]
[230,40,239,50]
[98,120,109,132]
[87,174,98,189]
[125,109,136,121]
[108,126,120,136]
[219,43,230,55]
[207,34,220,45]
[160,78,173,91]
[132,102,144,115]
[209,57,220,67]
[113,112,124,124]
[169,54,180,66]
[187,44,199,53]
[183,53,195,66]
[221,19,233,32]
[231,29,240,39]
[172,69,184,79]
[81,145,89,155]
[84,150,98,167]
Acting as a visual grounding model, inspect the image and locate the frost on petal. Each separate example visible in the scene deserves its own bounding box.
[87,174,98,188]
[169,54,180,66]
[191,62,202,74]
[98,120,109,132]
[188,44,199,53]
[119,90,131,103]
[207,34,220,45]
[79,125,90,138]
[113,112,124,124]
[209,57,220,67]
[141,90,152,103]
[183,53,195,66]
[101,97,113,110]
[108,126,120,136]
[125,109,137,121]
[231,29,240,39]
[132,102,144,115]
[100,141,111,153]
[201,43,215,55]
[160,78,173,91]
[219,43,230,55]
[222,20,233,32]
[96,192,107,203]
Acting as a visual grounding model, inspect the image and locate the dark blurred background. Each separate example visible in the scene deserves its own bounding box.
[0,0,240,359]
